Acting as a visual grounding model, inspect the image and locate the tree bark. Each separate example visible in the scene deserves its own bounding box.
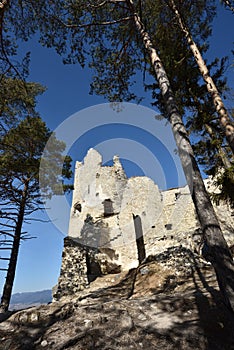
[0,185,27,312]
[0,0,8,10]
[221,0,234,13]
[126,0,234,312]
[167,0,234,154]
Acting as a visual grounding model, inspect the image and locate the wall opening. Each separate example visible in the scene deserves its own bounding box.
[73,202,82,213]
[86,252,102,283]
[103,199,114,217]
[165,224,172,230]
[133,214,146,264]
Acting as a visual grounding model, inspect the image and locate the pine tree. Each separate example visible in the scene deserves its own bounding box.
[166,0,234,153]
[0,76,46,134]
[143,0,234,206]
[126,0,234,312]
[0,116,72,312]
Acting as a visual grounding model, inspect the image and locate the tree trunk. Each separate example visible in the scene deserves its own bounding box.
[167,0,234,154]
[0,0,8,10]
[221,0,234,13]
[0,187,27,312]
[126,0,234,312]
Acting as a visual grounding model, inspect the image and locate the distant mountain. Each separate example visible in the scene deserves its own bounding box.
[8,290,52,310]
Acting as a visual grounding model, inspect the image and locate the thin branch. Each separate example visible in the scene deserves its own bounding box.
[24,217,51,223]
[0,222,16,229]
[0,9,23,79]
[21,235,37,240]
[0,231,15,238]
[88,0,126,8]
[53,14,133,28]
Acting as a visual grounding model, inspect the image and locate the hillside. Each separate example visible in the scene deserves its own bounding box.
[0,246,234,350]
[9,290,52,310]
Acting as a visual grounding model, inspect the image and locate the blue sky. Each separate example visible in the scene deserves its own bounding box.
[0,3,233,294]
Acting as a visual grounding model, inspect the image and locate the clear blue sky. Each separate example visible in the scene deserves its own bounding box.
[0,3,233,294]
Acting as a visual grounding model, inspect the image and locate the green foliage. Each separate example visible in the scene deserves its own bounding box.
[0,116,73,220]
[0,76,46,132]
[210,166,234,207]
[0,1,223,106]
[143,0,234,205]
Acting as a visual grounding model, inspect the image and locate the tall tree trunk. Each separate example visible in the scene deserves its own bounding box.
[167,0,234,154]
[126,0,234,312]
[0,186,27,312]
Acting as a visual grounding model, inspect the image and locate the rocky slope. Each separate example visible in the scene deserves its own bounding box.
[0,246,234,350]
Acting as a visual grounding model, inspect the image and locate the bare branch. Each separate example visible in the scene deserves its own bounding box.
[21,235,37,240]
[24,217,51,223]
[0,222,16,229]
[0,230,15,238]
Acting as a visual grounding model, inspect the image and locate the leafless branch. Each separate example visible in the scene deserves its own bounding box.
[0,230,15,238]
[24,217,51,223]
[21,235,37,240]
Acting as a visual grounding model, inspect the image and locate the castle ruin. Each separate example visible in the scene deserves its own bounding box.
[53,148,234,300]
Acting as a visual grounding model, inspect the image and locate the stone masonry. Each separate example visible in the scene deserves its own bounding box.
[54,148,234,300]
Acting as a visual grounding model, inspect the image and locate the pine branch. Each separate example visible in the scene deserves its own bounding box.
[52,14,133,28]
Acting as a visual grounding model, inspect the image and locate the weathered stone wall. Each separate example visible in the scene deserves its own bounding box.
[54,149,234,300]
[53,238,89,300]
[54,237,122,301]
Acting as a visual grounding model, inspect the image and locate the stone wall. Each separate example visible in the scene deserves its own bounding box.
[54,237,121,301]
[54,149,234,300]
[53,238,89,300]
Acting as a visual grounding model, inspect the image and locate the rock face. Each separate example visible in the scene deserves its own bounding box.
[54,148,234,301]
[1,247,234,350]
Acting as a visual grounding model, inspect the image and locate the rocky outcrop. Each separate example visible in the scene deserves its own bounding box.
[1,246,234,350]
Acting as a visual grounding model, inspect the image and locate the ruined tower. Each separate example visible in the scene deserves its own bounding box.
[54,149,234,300]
